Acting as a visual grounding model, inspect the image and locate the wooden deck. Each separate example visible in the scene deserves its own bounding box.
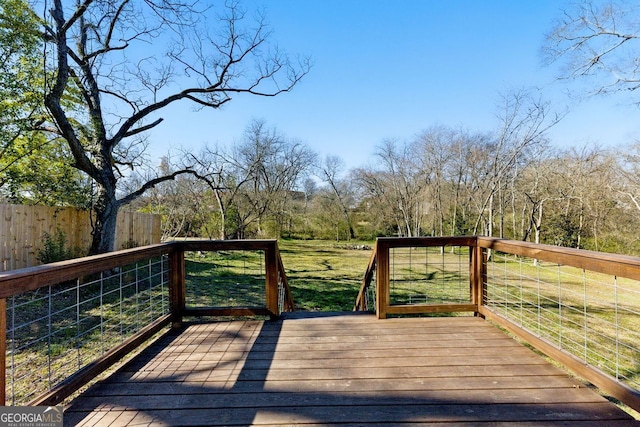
[64,313,639,426]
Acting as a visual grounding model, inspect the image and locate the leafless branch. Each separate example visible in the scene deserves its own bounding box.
[544,0,640,100]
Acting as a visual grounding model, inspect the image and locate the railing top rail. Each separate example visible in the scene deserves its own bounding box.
[0,239,280,300]
[375,236,477,248]
[0,237,289,406]
[0,243,175,298]
[478,236,640,281]
[174,239,278,252]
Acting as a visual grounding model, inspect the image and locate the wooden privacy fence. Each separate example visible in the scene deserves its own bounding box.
[0,204,161,271]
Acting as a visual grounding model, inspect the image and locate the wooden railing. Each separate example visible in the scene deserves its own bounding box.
[353,243,377,311]
[354,236,480,317]
[0,239,292,406]
[354,236,640,413]
[3,235,639,412]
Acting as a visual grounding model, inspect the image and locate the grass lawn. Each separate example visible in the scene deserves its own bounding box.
[277,239,374,311]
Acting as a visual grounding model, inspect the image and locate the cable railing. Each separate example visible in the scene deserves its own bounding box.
[483,251,640,390]
[0,239,292,406]
[275,244,295,314]
[353,243,377,311]
[354,236,640,413]
[175,240,293,319]
[477,237,640,413]
[3,235,639,412]
[6,254,170,406]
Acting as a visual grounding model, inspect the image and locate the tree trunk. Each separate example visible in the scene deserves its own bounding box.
[89,184,120,254]
[488,193,494,237]
[534,201,543,245]
[532,201,543,267]
[451,192,459,236]
[498,188,504,238]
[214,189,227,240]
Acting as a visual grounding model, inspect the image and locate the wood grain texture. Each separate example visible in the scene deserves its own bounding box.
[63,314,638,426]
[477,236,640,281]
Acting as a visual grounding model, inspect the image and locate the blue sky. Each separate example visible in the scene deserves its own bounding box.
[149,0,640,168]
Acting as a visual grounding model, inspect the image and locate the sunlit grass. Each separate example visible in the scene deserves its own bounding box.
[387,246,471,305]
[278,239,374,311]
[182,240,376,312]
[185,250,266,307]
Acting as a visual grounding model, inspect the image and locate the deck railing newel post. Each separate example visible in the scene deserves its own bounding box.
[470,241,483,315]
[478,243,488,317]
[169,243,186,328]
[265,241,279,318]
[470,243,476,313]
[481,246,488,308]
[376,240,389,319]
[0,298,5,406]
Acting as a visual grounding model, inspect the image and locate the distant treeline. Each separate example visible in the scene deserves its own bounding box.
[133,121,640,256]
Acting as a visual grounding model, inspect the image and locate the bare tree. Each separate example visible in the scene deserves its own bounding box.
[231,120,315,238]
[518,149,559,245]
[544,0,640,101]
[561,145,616,250]
[435,130,489,237]
[300,177,317,238]
[187,120,315,239]
[35,0,310,253]
[471,90,558,236]
[356,139,427,237]
[616,141,640,211]
[416,126,477,237]
[184,145,234,239]
[127,156,206,240]
[317,155,356,240]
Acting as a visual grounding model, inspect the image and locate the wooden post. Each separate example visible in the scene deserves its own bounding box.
[470,243,483,313]
[480,247,487,308]
[265,243,279,318]
[376,240,389,319]
[472,244,487,317]
[169,245,185,328]
[0,298,6,405]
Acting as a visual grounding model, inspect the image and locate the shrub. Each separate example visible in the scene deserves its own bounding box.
[37,228,81,264]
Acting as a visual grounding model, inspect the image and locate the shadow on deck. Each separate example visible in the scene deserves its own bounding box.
[64,313,638,426]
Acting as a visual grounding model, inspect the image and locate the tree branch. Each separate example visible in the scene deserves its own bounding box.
[118,169,193,205]
[122,118,164,138]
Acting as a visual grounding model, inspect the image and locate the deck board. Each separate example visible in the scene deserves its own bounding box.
[64,313,639,426]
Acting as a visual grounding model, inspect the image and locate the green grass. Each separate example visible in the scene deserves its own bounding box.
[278,239,374,311]
[185,250,267,307]
[386,246,472,305]
[181,240,375,311]
[182,240,476,312]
